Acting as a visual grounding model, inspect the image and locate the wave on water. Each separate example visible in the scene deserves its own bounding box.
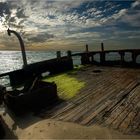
[0,51,140,86]
[0,51,80,86]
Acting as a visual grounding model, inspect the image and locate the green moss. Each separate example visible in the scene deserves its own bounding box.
[43,73,85,100]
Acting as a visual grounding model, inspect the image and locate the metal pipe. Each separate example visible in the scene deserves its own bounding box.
[7,28,27,68]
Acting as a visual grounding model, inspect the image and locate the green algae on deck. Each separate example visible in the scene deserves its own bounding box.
[43,72,85,100]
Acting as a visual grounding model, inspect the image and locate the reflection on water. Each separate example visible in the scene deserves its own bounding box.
[0,51,140,86]
[0,51,79,86]
[0,51,59,74]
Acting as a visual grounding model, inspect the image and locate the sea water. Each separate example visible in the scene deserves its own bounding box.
[0,51,140,86]
[0,51,81,86]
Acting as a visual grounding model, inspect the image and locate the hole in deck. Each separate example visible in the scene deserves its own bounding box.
[92,70,102,73]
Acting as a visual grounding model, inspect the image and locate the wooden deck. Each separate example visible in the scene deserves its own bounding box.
[40,66,140,135]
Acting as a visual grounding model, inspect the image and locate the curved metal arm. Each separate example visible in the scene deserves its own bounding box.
[7,29,27,68]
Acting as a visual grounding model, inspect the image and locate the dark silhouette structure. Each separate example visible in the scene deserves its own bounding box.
[75,43,140,67]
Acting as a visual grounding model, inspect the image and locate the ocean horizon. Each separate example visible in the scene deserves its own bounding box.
[0,50,140,86]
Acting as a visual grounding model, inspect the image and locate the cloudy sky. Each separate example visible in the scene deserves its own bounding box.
[0,0,140,51]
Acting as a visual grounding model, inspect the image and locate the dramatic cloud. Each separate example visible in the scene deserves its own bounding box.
[131,0,140,8]
[0,0,140,50]
[27,32,55,43]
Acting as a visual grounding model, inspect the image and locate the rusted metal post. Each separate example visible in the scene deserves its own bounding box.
[81,44,90,64]
[56,51,61,59]
[7,28,27,68]
[91,55,94,62]
[101,42,104,51]
[132,52,137,64]
[86,44,89,52]
[119,51,125,65]
[67,50,72,58]
[67,50,73,70]
[100,42,105,64]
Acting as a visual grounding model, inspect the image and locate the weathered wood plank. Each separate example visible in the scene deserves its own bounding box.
[104,84,140,126]
[80,100,112,125]
[87,80,138,125]
[38,66,140,135]
[126,111,140,134]
[68,74,133,122]
[51,72,120,119]
[56,75,124,121]
[79,81,138,125]
[119,109,138,133]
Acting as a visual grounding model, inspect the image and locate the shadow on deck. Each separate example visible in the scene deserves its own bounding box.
[36,65,140,135]
[1,65,140,137]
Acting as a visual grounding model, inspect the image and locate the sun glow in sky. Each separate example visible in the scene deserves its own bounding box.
[0,0,140,51]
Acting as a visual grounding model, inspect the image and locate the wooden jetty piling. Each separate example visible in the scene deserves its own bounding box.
[86,44,89,52]
[81,44,90,65]
[100,43,105,65]
[119,51,125,65]
[57,51,61,59]
[67,50,72,58]
[73,43,140,67]
[101,42,104,52]
[132,51,137,65]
